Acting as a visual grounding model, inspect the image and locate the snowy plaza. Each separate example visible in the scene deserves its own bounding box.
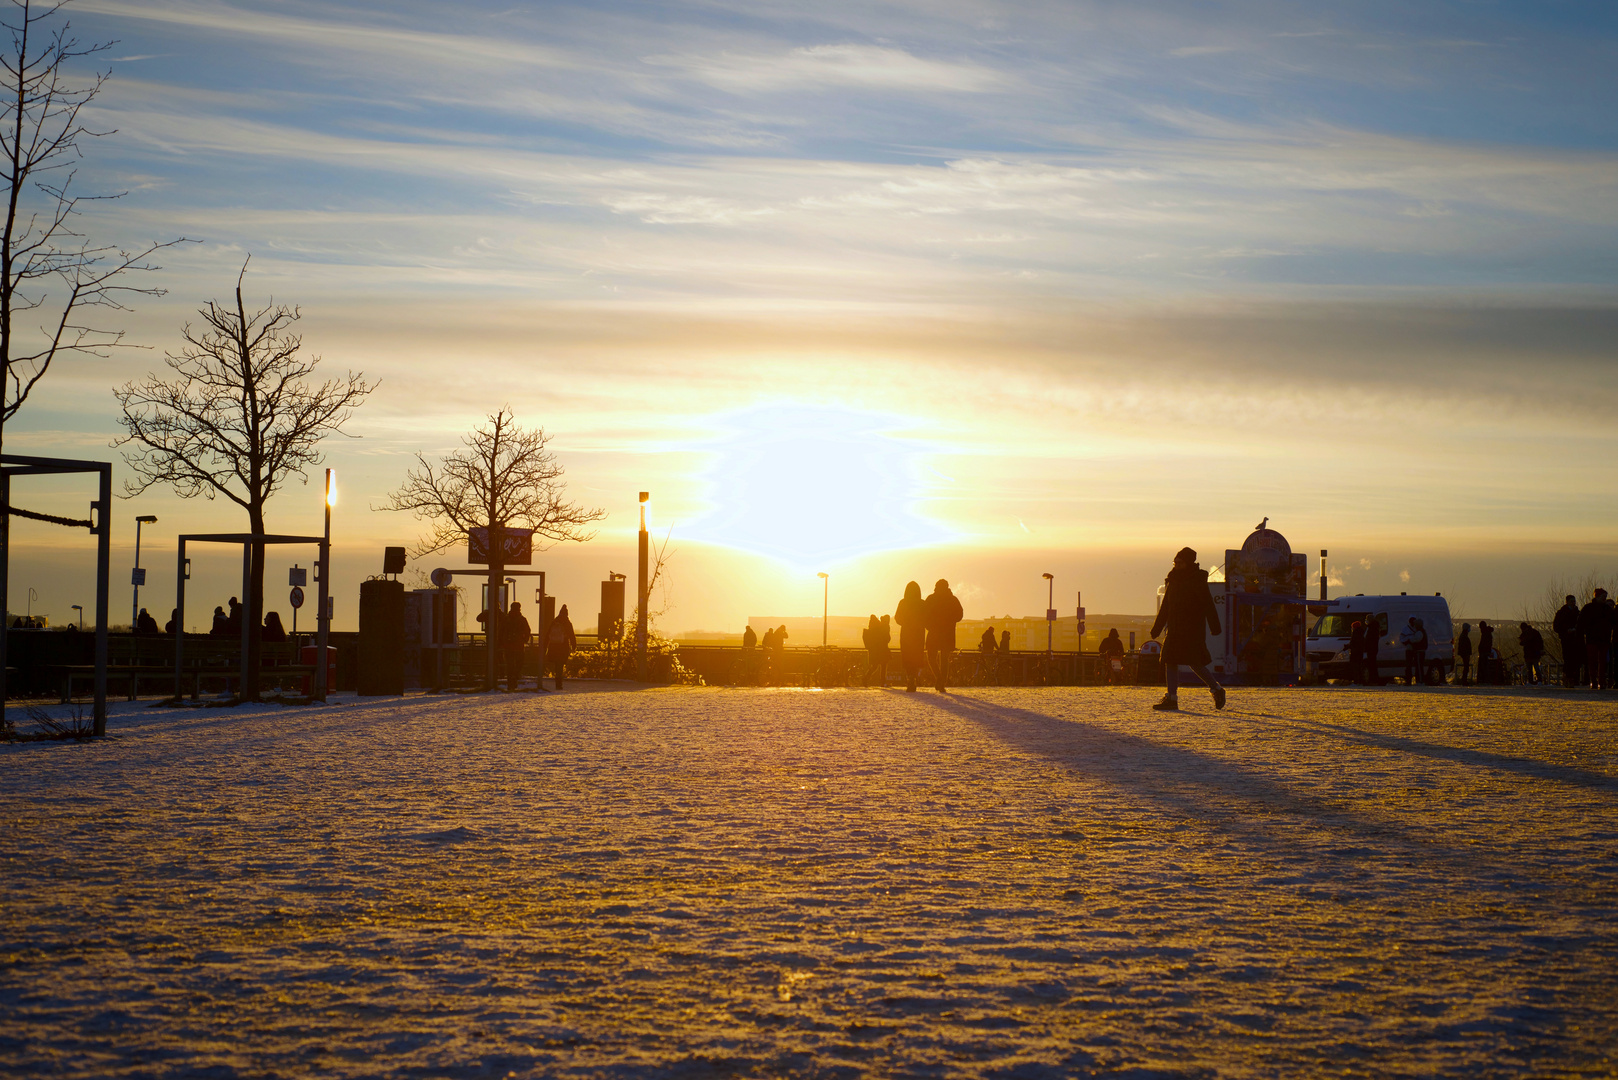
[3,684,1617,1078]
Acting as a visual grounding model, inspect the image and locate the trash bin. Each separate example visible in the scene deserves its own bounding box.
[301,644,337,697]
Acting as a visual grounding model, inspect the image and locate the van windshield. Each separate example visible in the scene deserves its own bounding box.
[1311,614,1365,638]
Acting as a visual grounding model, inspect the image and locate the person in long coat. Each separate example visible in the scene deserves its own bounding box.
[894,581,927,692]
[862,614,891,686]
[1148,546,1225,711]
[924,579,964,693]
[544,603,575,690]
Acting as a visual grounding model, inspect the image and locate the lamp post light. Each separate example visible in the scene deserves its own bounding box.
[1042,573,1055,676]
[132,514,157,628]
[72,604,83,631]
[315,467,335,702]
[817,572,828,647]
[636,491,649,681]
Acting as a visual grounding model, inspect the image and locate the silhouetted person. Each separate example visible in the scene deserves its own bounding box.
[1099,628,1125,685]
[225,596,242,637]
[1348,620,1367,684]
[894,581,927,692]
[739,624,757,685]
[1553,594,1582,687]
[977,626,997,682]
[134,608,160,636]
[773,624,789,684]
[209,605,229,637]
[863,614,891,686]
[262,611,287,643]
[1477,621,1495,685]
[165,608,180,636]
[1454,623,1472,685]
[759,627,777,684]
[1400,616,1427,685]
[1149,546,1225,711]
[545,603,576,690]
[504,601,531,691]
[924,579,963,693]
[1578,589,1612,689]
[1519,621,1545,684]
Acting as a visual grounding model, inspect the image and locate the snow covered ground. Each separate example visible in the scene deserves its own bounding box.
[3,683,1616,1078]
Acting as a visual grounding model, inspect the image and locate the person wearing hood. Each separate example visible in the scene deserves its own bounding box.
[1099,628,1125,685]
[924,579,964,693]
[544,603,575,690]
[1552,595,1582,688]
[1148,546,1225,711]
[894,581,927,692]
[505,601,531,691]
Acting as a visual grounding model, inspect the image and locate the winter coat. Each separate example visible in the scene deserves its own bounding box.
[742,626,756,649]
[1520,627,1545,661]
[1456,630,1472,658]
[894,593,927,668]
[545,615,575,658]
[1098,633,1125,660]
[1576,601,1614,644]
[505,611,531,652]
[1150,563,1220,668]
[923,587,963,653]
[1553,602,1582,637]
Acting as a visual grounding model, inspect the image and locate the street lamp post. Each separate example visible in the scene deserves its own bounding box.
[132,514,157,628]
[817,572,828,647]
[316,468,334,702]
[1042,572,1055,682]
[636,491,649,681]
[72,604,83,630]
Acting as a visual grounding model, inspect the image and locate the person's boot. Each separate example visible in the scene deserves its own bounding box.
[1152,693,1179,711]
[1212,684,1226,710]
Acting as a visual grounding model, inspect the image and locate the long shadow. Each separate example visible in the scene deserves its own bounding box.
[1286,715,1616,792]
[911,692,1523,862]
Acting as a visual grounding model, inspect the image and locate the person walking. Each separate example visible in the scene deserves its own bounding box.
[1553,594,1582,688]
[1477,621,1495,685]
[924,579,963,693]
[739,624,757,685]
[1519,621,1545,684]
[1577,589,1612,689]
[894,581,927,693]
[1455,623,1472,685]
[503,602,531,691]
[1099,628,1125,685]
[544,603,576,690]
[863,614,891,686]
[977,625,997,683]
[1148,546,1225,711]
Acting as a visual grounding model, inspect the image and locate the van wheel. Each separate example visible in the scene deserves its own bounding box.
[1424,661,1445,686]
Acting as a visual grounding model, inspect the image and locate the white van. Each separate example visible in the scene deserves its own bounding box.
[1306,594,1453,684]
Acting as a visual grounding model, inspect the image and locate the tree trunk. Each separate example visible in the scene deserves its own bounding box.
[246,507,265,699]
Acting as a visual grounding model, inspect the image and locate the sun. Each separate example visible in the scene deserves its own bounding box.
[683,404,952,569]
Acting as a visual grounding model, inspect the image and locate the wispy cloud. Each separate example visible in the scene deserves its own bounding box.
[648,43,1007,93]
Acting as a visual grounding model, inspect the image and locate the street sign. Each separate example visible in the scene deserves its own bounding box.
[468,526,533,566]
[430,567,454,588]
[130,568,146,586]
[289,566,307,587]
[1045,608,1057,621]
[290,586,305,610]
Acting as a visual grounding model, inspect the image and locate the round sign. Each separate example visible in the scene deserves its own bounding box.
[289,586,305,610]
[430,567,454,588]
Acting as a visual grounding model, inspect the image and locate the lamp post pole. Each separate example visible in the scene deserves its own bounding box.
[818,572,828,647]
[636,492,649,681]
[1042,572,1055,683]
[132,514,156,628]
[316,468,333,702]
[72,604,83,630]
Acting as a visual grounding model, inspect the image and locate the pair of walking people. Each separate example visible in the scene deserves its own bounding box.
[500,602,575,691]
[894,579,963,692]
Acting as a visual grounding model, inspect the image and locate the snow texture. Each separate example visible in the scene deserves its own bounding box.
[3,684,1617,1078]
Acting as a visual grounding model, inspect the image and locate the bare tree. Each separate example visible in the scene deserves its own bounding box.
[382,407,604,687]
[113,260,375,698]
[2,0,186,449]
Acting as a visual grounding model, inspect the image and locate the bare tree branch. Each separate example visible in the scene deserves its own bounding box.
[380,406,605,559]
[111,259,376,697]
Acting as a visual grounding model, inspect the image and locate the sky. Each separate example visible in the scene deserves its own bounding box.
[4,0,1618,633]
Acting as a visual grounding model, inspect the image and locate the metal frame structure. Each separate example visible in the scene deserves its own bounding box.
[175,532,328,702]
[0,454,112,734]
[431,567,544,689]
